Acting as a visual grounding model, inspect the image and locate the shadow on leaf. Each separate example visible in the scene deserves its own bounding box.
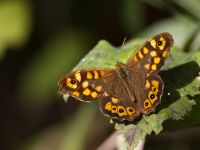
[158,61,200,109]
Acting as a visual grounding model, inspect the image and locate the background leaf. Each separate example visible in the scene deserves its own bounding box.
[0,1,32,59]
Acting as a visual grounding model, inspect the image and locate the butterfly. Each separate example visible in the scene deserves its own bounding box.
[58,32,174,121]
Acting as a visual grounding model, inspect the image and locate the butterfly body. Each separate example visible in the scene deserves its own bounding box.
[58,32,173,121]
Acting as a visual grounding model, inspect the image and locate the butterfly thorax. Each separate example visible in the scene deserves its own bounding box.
[115,61,147,111]
[115,61,139,103]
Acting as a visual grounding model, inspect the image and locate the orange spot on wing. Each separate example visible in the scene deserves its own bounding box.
[75,71,81,82]
[126,107,135,116]
[86,72,93,79]
[152,80,159,88]
[93,71,99,79]
[138,51,144,59]
[158,36,166,50]
[95,85,102,92]
[91,91,98,98]
[105,102,112,111]
[72,91,80,97]
[151,64,157,71]
[152,86,159,94]
[162,51,168,57]
[144,99,152,110]
[112,106,117,113]
[154,57,161,64]
[133,56,138,62]
[144,64,150,69]
[148,91,158,104]
[143,47,149,54]
[111,97,118,103]
[83,88,91,96]
[103,92,109,97]
[82,81,89,88]
[150,51,157,57]
[66,78,77,89]
[100,71,105,76]
[150,39,156,48]
[117,106,128,116]
[145,80,151,88]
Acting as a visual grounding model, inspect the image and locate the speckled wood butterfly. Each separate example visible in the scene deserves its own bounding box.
[58,32,173,121]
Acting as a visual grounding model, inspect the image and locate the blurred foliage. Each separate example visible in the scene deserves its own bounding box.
[119,0,145,35]
[19,30,92,107]
[20,104,97,150]
[0,0,200,150]
[0,0,32,59]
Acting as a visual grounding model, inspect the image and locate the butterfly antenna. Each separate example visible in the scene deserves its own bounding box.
[121,36,127,47]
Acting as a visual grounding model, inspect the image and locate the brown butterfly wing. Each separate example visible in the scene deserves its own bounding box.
[58,68,140,121]
[126,33,173,114]
[99,74,140,121]
[58,69,115,102]
[138,73,164,114]
[126,32,173,73]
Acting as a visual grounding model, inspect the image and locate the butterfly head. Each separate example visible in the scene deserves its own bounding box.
[58,71,81,95]
[148,32,173,51]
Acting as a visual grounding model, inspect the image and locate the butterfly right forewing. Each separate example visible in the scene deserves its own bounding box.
[126,32,173,73]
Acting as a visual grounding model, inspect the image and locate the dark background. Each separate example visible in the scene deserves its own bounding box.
[0,0,200,150]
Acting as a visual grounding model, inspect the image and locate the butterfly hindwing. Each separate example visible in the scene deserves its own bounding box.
[100,96,139,121]
[138,73,164,114]
[99,74,140,121]
[126,32,173,73]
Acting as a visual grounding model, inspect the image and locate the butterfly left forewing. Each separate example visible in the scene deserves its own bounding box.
[58,69,116,102]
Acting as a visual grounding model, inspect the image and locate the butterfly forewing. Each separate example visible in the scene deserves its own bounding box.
[126,32,173,73]
[58,69,115,102]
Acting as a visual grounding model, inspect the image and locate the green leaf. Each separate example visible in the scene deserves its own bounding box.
[72,37,199,149]
[0,1,32,59]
